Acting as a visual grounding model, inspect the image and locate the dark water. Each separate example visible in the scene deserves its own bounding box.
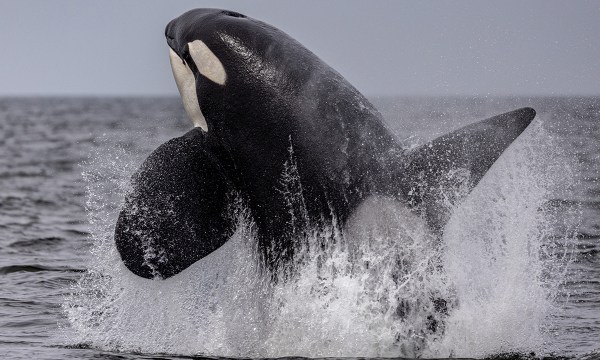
[0,97,598,359]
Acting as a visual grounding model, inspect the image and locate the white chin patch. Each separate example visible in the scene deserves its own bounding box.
[169,48,208,131]
[188,40,227,86]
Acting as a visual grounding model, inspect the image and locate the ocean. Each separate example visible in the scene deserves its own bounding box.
[0,96,598,359]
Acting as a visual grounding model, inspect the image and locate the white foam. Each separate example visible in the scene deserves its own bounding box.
[64,119,576,357]
[428,121,573,357]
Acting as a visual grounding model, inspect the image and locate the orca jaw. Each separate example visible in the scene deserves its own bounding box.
[165,13,229,132]
[168,48,208,131]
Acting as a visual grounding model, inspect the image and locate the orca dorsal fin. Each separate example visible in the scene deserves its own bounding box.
[399,107,536,232]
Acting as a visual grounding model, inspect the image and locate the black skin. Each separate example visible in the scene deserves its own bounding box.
[115,129,237,279]
[115,9,536,279]
[165,9,405,271]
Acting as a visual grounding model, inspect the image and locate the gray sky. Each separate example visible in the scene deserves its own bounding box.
[1,0,599,96]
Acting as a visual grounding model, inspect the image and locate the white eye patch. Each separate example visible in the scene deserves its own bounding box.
[169,48,208,131]
[188,40,227,85]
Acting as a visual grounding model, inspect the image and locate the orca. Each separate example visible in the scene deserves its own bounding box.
[115,8,536,279]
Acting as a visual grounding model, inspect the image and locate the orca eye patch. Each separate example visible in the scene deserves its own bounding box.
[187,40,227,85]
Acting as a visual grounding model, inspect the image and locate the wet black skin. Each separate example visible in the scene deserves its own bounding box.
[115,129,237,279]
[115,9,536,279]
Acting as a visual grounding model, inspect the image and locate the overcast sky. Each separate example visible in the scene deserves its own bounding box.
[1,0,599,96]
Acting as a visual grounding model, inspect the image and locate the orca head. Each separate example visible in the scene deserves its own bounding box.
[165,9,239,131]
[165,9,322,138]
[163,9,394,229]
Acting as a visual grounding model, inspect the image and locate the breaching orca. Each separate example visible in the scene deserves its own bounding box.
[115,9,536,279]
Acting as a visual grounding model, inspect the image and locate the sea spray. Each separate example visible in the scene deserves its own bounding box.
[428,119,578,357]
[64,118,576,357]
[263,196,449,357]
[65,135,271,354]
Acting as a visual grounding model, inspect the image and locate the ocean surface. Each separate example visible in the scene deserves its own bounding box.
[0,96,598,359]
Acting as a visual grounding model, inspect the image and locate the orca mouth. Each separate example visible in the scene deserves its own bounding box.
[165,21,186,61]
[166,39,176,53]
[165,23,176,49]
[165,21,208,131]
[165,35,183,62]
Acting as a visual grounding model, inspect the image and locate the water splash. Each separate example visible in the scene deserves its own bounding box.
[64,119,576,357]
[428,120,578,357]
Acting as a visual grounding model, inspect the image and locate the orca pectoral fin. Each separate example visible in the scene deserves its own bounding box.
[400,107,536,232]
[115,128,237,279]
